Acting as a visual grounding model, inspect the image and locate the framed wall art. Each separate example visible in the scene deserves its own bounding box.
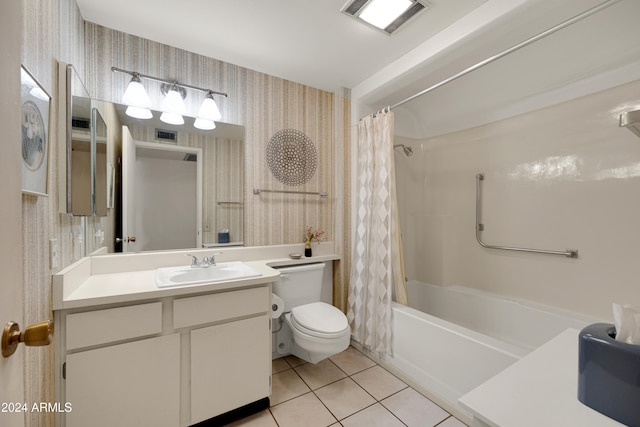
[21,65,51,196]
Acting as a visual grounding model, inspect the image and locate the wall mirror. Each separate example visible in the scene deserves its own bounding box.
[110,103,245,254]
[59,63,107,217]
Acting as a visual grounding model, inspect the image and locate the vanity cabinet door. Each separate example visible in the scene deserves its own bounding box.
[190,315,271,424]
[65,334,180,427]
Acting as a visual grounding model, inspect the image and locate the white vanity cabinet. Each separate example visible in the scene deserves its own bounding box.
[65,334,181,427]
[55,284,272,427]
[190,315,270,423]
[173,286,271,424]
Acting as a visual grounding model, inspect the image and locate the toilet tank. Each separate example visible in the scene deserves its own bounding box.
[272,263,325,311]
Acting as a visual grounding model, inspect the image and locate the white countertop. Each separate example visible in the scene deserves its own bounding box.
[53,244,339,310]
[458,328,625,427]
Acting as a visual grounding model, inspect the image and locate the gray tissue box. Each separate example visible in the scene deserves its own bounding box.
[578,323,640,427]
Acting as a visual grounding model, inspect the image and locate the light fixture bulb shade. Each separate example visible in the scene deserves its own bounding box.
[160,111,184,125]
[122,77,152,108]
[161,88,187,115]
[194,118,216,130]
[125,106,153,119]
[197,94,222,121]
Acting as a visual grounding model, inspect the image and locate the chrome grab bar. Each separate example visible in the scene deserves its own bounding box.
[475,173,578,258]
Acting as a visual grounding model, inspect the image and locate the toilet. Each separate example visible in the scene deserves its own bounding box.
[272,262,350,364]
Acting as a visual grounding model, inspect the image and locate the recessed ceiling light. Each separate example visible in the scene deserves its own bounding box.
[341,0,428,35]
[359,0,412,30]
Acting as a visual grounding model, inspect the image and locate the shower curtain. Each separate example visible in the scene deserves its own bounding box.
[347,109,408,356]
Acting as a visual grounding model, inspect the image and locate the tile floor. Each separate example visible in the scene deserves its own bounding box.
[227,346,468,427]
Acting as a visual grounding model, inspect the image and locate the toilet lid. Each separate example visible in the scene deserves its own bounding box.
[290,302,349,335]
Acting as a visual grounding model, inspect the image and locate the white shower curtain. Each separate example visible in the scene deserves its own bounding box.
[347,109,408,356]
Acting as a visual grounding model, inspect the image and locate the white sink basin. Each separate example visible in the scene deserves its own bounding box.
[155,261,262,288]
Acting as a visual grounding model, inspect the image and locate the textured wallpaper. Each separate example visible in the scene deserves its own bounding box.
[22,0,86,425]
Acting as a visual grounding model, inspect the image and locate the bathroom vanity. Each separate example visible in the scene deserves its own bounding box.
[52,245,339,427]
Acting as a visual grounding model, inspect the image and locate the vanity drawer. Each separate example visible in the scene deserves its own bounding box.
[173,286,269,329]
[66,302,163,350]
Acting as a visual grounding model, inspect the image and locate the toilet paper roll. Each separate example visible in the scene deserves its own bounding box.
[271,294,284,318]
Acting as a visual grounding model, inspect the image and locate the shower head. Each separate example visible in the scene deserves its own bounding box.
[620,109,640,138]
[394,144,413,157]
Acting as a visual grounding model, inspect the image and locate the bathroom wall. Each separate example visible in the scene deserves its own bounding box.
[21,0,86,425]
[395,78,640,320]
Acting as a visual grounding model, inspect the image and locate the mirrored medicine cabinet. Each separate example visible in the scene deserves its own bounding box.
[58,62,107,217]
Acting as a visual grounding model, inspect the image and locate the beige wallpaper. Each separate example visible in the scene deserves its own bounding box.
[20,1,350,424]
[22,0,86,425]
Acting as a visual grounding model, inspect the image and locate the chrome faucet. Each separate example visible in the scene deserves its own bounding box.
[186,252,222,268]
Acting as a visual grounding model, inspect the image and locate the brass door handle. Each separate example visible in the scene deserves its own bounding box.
[2,320,54,358]
[115,236,137,243]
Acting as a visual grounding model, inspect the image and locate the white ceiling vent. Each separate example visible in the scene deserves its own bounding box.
[341,0,428,35]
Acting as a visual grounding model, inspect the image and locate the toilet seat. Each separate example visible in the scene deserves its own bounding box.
[290,302,349,339]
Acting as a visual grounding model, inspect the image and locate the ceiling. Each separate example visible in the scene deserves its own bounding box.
[75,0,487,92]
[357,0,640,138]
[76,0,640,139]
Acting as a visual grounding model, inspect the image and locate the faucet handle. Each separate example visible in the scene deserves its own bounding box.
[205,252,222,266]
[186,254,199,267]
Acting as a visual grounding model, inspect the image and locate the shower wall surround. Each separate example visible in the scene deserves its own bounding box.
[395,78,640,320]
[20,1,350,425]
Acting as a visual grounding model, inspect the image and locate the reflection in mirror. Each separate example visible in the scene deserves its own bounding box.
[115,104,245,253]
[65,65,93,215]
[93,108,107,216]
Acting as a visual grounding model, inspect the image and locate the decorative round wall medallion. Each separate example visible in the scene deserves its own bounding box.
[266,129,317,186]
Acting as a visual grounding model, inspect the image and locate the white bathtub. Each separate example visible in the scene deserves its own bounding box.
[383,280,601,414]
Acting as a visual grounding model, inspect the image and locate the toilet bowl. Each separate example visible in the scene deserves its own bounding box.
[272,263,350,364]
[283,302,350,364]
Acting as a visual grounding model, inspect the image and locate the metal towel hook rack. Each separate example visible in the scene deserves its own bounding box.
[475,173,578,258]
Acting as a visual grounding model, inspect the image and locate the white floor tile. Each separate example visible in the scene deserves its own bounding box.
[270,369,310,405]
[351,365,407,401]
[270,393,337,427]
[295,359,347,390]
[341,403,405,427]
[315,378,376,420]
[381,388,449,427]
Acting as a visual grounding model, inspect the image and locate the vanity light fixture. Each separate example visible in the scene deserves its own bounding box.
[341,0,428,35]
[121,74,152,119]
[160,83,187,125]
[125,106,153,120]
[193,91,222,130]
[111,66,228,129]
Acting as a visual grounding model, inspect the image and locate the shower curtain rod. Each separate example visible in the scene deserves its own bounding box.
[389,0,620,110]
